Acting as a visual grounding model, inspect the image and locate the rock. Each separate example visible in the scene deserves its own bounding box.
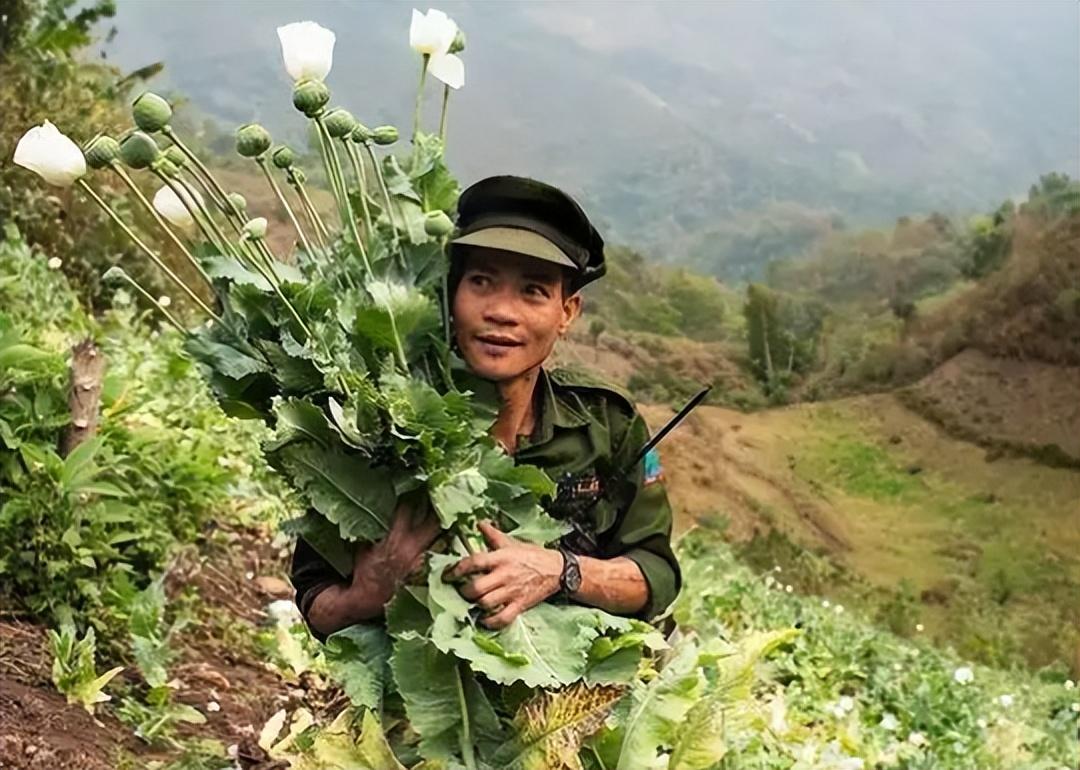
[253,576,293,598]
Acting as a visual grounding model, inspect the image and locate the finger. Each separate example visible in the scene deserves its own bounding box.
[478,519,514,550]
[459,571,507,602]
[481,601,522,630]
[475,585,516,611]
[445,551,499,580]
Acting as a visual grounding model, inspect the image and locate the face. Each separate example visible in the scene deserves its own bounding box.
[452,248,582,382]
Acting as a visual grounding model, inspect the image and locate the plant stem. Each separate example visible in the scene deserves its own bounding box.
[413,54,429,143]
[439,83,451,142]
[154,172,225,256]
[315,117,374,276]
[288,170,331,253]
[114,271,187,334]
[76,179,222,323]
[312,118,350,230]
[163,127,246,227]
[256,156,319,262]
[249,237,314,341]
[454,661,477,770]
[363,142,405,268]
[342,140,375,242]
[110,163,214,290]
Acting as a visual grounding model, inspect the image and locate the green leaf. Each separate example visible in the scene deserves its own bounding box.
[667,629,799,770]
[277,443,397,543]
[323,623,393,711]
[386,585,433,638]
[493,683,626,770]
[185,333,270,380]
[429,468,488,528]
[356,709,408,770]
[282,512,354,577]
[610,638,705,770]
[266,398,336,452]
[203,255,272,291]
[391,637,504,763]
[59,436,104,490]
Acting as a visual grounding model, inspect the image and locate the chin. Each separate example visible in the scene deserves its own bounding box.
[462,348,533,382]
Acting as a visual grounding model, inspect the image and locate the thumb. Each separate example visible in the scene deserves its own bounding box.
[478,519,513,549]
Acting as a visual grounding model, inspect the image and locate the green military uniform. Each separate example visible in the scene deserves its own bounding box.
[291,366,680,630]
[291,173,681,634]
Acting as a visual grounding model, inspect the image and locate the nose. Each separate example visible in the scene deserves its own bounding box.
[481,288,521,328]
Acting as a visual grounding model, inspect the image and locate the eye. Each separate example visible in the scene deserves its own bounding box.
[468,273,491,288]
[524,283,551,299]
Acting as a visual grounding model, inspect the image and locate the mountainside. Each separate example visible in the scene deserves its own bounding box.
[92,1,1080,275]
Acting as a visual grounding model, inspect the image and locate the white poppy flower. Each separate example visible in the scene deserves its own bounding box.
[953,666,974,684]
[907,731,927,747]
[997,694,1013,708]
[47,257,63,270]
[277,21,336,82]
[152,184,202,229]
[14,121,86,187]
[410,8,456,56]
[429,50,464,89]
[879,712,899,731]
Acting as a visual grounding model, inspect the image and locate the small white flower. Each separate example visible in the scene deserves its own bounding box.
[1071,702,1079,713]
[773,565,783,573]
[880,712,899,731]
[152,184,203,229]
[764,575,776,588]
[976,718,988,729]
[1065,680,1075,690]
[997,694,1013,708]
[822,599,831,608]
[157,295,171,308]
[838,695,855,713]
[834,604,845,615]
[893,662,903,672]
[953,666,974,685]
[830,703,847,719]
[410,9,464,89]
[277,21,336,82]
[245,570,255,580]
[907,731,926,747]
[207,700,221,713]
[915,623,925,632]
[785,584,794,593]
[14,121,86,187]
[47,257,62,270]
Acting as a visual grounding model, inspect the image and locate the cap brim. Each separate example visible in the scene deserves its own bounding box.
[451,226,577,268]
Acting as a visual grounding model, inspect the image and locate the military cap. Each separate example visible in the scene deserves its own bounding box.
[451,175,606,291]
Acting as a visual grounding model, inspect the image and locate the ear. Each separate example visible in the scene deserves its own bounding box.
[559,292,583,335]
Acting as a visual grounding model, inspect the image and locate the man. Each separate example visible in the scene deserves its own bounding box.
[290,175,680,639]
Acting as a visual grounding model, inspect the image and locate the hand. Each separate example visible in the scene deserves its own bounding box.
[351,499,442,600]
[445,520,564,630]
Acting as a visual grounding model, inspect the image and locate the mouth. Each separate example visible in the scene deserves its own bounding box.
[474,333,524,349]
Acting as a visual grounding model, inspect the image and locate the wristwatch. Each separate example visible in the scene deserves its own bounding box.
[558,545,582,597]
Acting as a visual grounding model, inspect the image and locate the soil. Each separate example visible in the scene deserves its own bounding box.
[0,525,314,770]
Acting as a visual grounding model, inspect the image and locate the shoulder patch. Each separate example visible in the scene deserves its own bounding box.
[549,366,636,414]
[643,447,664,486]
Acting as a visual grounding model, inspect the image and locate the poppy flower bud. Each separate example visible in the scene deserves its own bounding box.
[450,29,466,54]
[132,92,173,133]
[350,123,373,144]
[324,108,357,139]
[152,156,180,178]
[423,210,453,237]
[227,192,248,213]
[371,126,399,146]
[164,146,187,168]
[271,146,295,169]
[119,131,162,169]
[293,79,330,117]
[243,217,268,240]
[83,134,121,170]
[235,123,272,158]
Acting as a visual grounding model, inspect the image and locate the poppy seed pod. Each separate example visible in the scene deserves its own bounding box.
[235,123,272,158]
[119,131,162,169]
[293,79,330,117]
[323,108,357,139]
[132,92,173,133]
[152,156,180,178]
[350,123,373,144]
[423,210,454,237]
[227,192,248,213]
[164,146,187,168]
[271,146,295,169]
[243,217,268,240]
[371,126,399,146]
[83,134,121,170]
